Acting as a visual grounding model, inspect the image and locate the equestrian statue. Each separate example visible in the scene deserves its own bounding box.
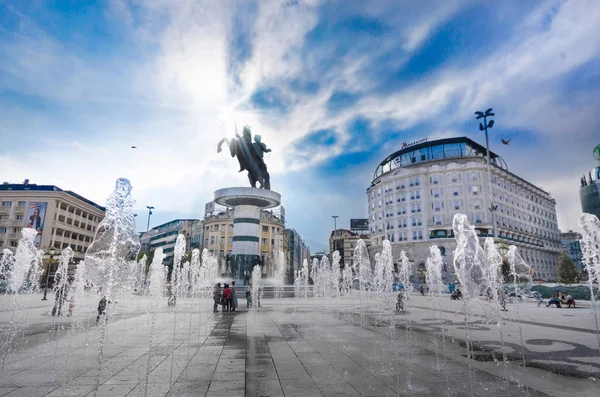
[217,126,271,190]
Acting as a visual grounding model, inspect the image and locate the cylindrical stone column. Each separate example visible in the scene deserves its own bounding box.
[214,187,281,284]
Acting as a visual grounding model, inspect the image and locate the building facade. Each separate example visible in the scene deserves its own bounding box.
[367,137,562,281]
[139,219,203,265]
[0,182,105,261]
[580,164,600,220]
[329,229,371,268]
[203,208,286,279]
[286,228,311,283]
[560,230,584,273]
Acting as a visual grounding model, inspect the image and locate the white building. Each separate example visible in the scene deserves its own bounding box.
[367,137,561,281]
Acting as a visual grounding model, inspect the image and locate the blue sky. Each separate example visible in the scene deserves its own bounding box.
[1,0,599,252]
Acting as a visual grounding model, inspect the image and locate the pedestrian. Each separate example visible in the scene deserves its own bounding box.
[213,283,222,313]
[246,286,252,308]
[96,295,109,324]
[231,281,238,312]
[223,284,233,312]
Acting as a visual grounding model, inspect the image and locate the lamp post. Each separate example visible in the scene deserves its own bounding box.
[42,248,58,301]
[475,108,497,239]
[146,206,154,232]
[332,215,339,253]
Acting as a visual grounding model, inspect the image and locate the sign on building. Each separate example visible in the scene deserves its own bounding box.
[205,201,215,215]
[350,218,369,231]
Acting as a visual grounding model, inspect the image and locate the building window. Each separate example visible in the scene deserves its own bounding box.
[430,175,441,185]
[210,236,215,245]
[468,185,480,195]
[9,241,17,247]
[1,201,11,207]
[17,201,26,207]
[0,215,8,221]
[449,173,460,183]
[15,215,23,221]
[469,200,483,210]
[466,171,479,182]
[0,227,6,233]
[433,215,445,225]
[262,226,268,233]
[431,187,443,198]
[432,201,444,211]
[220,237,225,245]
[262,238,268,245]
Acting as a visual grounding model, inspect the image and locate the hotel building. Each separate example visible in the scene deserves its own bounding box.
[367,137,562,281]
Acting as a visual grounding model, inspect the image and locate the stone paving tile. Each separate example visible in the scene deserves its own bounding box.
[206,380,245,392]
[0,389,18,397]
[167,380,211,397]
[246,379,284,397]
[45,385,97,396]
[3,386,58,397]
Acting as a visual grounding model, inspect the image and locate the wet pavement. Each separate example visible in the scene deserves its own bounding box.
[0,294,598,396]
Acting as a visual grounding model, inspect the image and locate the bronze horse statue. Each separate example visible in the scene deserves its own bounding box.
[217,126,271,190]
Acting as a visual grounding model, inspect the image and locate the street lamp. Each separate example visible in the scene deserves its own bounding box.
[146,206,154,232]
[332,215,339,253]
[42,247,58,301]
[475,108,497,239]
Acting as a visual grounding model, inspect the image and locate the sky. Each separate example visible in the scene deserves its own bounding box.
[1,0,599,253]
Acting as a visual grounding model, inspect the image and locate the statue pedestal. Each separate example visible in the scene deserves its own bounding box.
[214,187,281,282]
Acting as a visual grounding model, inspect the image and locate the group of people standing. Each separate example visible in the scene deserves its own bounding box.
[213,281,238,313]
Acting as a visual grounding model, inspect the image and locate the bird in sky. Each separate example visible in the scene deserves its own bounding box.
[501,139,511,145]
[131,146,137,149]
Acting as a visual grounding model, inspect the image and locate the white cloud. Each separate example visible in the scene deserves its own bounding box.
[1,0,599,240]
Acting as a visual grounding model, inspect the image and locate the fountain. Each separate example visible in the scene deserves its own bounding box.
[579,213,600,352]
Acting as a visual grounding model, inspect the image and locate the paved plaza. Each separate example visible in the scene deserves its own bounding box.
[0,292,598,397]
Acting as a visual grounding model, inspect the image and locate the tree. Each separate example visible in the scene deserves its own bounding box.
[557,253,579,290]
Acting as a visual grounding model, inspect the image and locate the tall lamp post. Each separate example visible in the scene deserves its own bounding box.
[332,215,339,253]
[42,248,58,301]
[146,206,154,232]
[475,108,498,239]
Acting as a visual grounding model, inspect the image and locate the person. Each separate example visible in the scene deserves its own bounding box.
[246,286,252,308]
[231,281,238,312]
[420,285,425,296]
[27,208,43,232]
[534,292,543,307]
[96,296,109,324]
[456,289,463,300]
[564,293,575,308]
[396,291,404,311]
[213,283,222,313]
[223,284,233,312]
[547,291,562,308]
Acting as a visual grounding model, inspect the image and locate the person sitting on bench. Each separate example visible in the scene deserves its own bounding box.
[546,291,562,308]
[563,293,576,308]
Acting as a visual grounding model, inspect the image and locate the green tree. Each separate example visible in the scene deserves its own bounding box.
[557,253,579,290]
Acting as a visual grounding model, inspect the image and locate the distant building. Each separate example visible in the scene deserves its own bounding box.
[0,181,105,261]
[203,206,286,279]
[139,219,203,265]
[329,229,371,268]
[580,163,600,220]
[286,228,310,283]
[367,137,562,281]
[560,230,584,273]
